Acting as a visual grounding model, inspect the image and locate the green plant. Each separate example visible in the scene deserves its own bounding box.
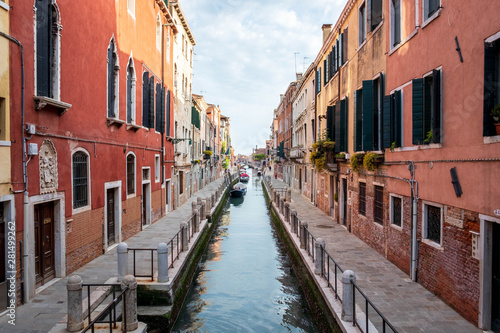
[389,142,396,152]
[335,153,346,159]
[334,193,338,202]
[203,150,213,156]
[350,153,363,172]
[491,104,500,123]
[423,130,433,144]
[253,153,266,161]
[310,129,335,172]
[363,152,381,171]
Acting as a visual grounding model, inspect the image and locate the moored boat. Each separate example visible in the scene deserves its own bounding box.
[230,182,247,197]
[240,173,249,182]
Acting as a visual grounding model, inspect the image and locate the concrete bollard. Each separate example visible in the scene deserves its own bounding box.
[67,275,84,331]
[180,222,188,251]
[300,221,308,249]
[121,275,139,331]
[211,193,215,207]
[194,209,199,233]
[201,202,206,220]
[157,243,169,283]
[291,210,297,234]
[342,270,356,322]
[315,238,325,275]
[117,242,128,282]
[206,196,211,213]
[280,198,285,214]
[197,197,202,211]
[192,201,197,215]
[287,188,292,202]
[285,202,290,222]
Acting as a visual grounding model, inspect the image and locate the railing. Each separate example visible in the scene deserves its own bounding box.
[321,247,344,301]
[352,280,398,333]
[129,248,156,280]
[82,283,127,333]
[303,226,317,262]
[167,228,182,268]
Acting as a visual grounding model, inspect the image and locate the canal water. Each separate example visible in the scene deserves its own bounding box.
[173,172,318,332]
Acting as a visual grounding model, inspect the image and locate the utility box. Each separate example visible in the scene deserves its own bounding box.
[28,143,38,156]
[27,124,36,135]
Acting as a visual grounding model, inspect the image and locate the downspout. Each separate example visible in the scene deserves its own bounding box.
[337,27,342,225]
[0,31,27,303]
[409,161,419,282]
[161,23,166,213]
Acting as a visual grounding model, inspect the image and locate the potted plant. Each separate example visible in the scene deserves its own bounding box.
[335,153,346,162]
[363,152,384,171]
[491,103,500,135]
[203,150,212,160]
[350,153,364,172]
[310,131,335,172]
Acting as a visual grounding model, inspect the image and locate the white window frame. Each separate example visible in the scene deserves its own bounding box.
[422,0,441,28]
[126,152,136,198]
[126,56,137,124]
[389,193,403,229]
[71,148,91,214]
[155,154,160,183]
[107,37,120,119]
[422,201,443,247]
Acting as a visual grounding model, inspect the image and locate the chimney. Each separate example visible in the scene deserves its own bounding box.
[296,73,303,81]
[322,24,332,44]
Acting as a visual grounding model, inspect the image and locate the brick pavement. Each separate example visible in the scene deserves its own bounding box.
[269,177,480,333]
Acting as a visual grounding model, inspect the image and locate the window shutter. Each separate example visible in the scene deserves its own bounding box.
[149,77,155,129]
[336,39,340,72]
[142,72,150,127]
[362,80,374,151]
[412,78,424,144]
[339,33,343,66]
[334,103,341,153]
[424,76,432,139]
[155,83,161,132]
[107,42,115,118]
[354,89,363,151]
[326,106,334,141]
[432,69,441,143]
[342,28,348,64]
[323,60,327,85]
[484,43,498,136]
[340,98,348,152]
[166,89,171,136]
[394,90,402,147]
[126,67,132,123]
[36,0,52,97]
[161,87,166,134]
[382,95,393,149]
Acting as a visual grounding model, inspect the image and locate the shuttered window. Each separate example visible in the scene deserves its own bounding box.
[483,40,500,136]
[342,28,348,65]
[354,89,363,151]
[412,70,441,144]
[374,185,383,224]
[107,40,116,118]
[149,77,155,129]
[370,0,383,31]
[73,152,88,209]
[316,68,321,94]
[126,60,134,123]
[326,105,335,142]
[391,0,401,47]
[338,98,348,152]
[35,0,53,98]
[362,80,374,151]
[383,90,403,149]
[324,60,328,85]
[142,72,150,127]
[359,182,366,215]
[166,89,171,136]
[359,2,366,45]
[127,154,135,195]
[155,83,162,132]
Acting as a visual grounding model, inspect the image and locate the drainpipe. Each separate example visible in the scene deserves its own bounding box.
[409,161,419,282]
[0,31,28,303]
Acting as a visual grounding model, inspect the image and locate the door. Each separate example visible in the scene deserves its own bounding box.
[329,176,335,217]
[0,205,6,311]
[299,169,302,192]
[342,179,347,225]
[492,223,500,331]
[142,184,147,226]
[107,189,115,245]
[34,202,55,288]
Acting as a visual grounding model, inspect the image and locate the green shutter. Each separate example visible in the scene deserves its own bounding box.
[160,87,165,133]
[340,98,347,152]
[142,72,150,127]
[166,89,171,136]
[334,103,341,152]
[382,95,393,149]
[149,77,155,129]
[354,89,363,151]
[412,78,424,144]
[342,28,348,65]
[362,80,374,151]
[432,69,441,143]
[394,90,402,147]
[424,76,432,138]
[326,106,334,141]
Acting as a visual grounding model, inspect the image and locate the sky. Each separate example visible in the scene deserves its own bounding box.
[182,0,346,156]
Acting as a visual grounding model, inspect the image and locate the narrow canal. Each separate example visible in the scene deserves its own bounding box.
[173,171,319,332]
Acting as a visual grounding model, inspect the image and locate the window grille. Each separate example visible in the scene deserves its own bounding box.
[127,155,135,195]
[374,186,383,224]
[73,152,88,208]
[391,196,402,227]
[426,204,441,244]
[359,182,366,215]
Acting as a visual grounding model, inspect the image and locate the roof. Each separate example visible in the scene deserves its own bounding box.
[170,0,196,45]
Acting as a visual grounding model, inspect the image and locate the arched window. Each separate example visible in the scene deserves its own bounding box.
[126,57,136,123]
[107,38,119,118]
[72,150,89,209]
[126,153,136,195]
[35,0,61,99]
[156,15,161,51]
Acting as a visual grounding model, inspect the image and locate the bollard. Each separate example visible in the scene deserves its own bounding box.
[117,242,128,282]
[67,275,84,331]
[201,202,206,220]
[206,196,211,214]
[342,270,356,322]
[280,198,285,215]
[211,193,215,207]
[192,201,197,215]
[121,275,139,331]
[194,209,200,233]
[300,221,308,249]
[315,238,325,275]
[287,188,292,202]
[180,222,188,251]
[285,203,290,222]
[197,197,202,211]
[157,243,169,283]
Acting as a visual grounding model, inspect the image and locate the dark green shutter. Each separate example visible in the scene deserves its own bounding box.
[424,76,432,139]
[327,106,334,141]
[107,41,115,118]
[142,72,150,127]
[342,28,348,65]
[160,87,165,133]
[354,89,363,151]
[126,65,132,123]
[36,0,52,97]
[323,60,327,85]
[362,80,374,151]
[341,98,348,152]
[155,83,161,132]
[149,77,155,129]
[484,43,498,136]
[412,78,424,144]
[382,95,393,149]
[339,34,343,66]
[166,89,171,136]
[334,103,341,152]
[394,90,402,147]
[432,69,441,143]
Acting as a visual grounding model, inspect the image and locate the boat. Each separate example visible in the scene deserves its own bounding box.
[230,182,247,197]
[240,173,249,182]
[257,170,262,176]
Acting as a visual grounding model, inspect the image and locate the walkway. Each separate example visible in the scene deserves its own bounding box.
[0,177,227,333]
[269,177,479,333]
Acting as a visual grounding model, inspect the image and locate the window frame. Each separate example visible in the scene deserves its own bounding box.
[390,0,402,49]
[71,148,91,213]
[358,2,367,46]
[389,194,403,229]
[359,181,366,216]
[374,185,384,224]
[126,57,136,124]
[127,0,135,17]
[423,0,441,24]
[126,152,136,197]
[422,201,443,247]
[484,32,500,138]
[107,37,120,119]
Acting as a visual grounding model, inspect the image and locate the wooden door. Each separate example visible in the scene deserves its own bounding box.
[342,179,347,226]
[0,204,6,310]
[107,189,115,245]
[35,202,55,288]
[142,184,147,226]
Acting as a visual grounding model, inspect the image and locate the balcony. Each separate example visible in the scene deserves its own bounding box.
[290,147,304,160]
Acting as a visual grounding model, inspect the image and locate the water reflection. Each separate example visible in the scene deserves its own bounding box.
[173,175,317,333]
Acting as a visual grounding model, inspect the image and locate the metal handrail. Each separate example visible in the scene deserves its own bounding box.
[167,229,182,268]
[321,246,344,301]
[129,248,156,280]
[82,285,129,333]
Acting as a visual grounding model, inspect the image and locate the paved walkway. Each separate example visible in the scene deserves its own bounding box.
[269,177,480,333]
[0,177,227,333]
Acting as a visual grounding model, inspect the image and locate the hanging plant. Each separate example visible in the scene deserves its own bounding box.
[310,129,335,172]
[203,150,213,156]
[350,153,364,172]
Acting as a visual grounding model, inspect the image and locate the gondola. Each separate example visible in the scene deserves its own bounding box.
[230,182,247,197]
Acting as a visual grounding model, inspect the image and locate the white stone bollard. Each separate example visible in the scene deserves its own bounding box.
[206,196,211,213]
[117,242,128,282]
[315,238,325,275]
[180,222,188,251]
[342,270,356,322]
[192,201,197,215]
[121,275,139,331]
[287,188,292,202]
[300,222,308,249]
[197,197,202,211]
[285,202,290,222]
[157,243,169,283]
[291,210,297,234]
[67,275,84,332]
[194,209,199,233]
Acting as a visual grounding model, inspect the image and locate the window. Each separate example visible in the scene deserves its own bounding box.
[156,15,161,51]
[370,0,383,31]
[182,35,185,55]
[107,38,119,118]
[424,0,440,21]
[423,203,442,245]
[359,2,366,45]
[390,0,401,48]
[0,98,5,141]
[35,0,61,99]
[127,0,135,16]
[359,182,366,215]
[127,154,135,195]
[382,90,403,149]
[72,151,89,209]
[390,195,402,227]
[316,68,321,94]
[142,71,154,128]
[374,185,383,224]
[412,69,441,145]
[155,83,165,133]
[155,155,160,182]
[166,89,171,136]
[179,171,184,194]
[126,58,136,123]
[484,37,500,136]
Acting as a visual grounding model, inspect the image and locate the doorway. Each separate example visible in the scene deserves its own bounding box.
[492,223,500,331]
[329,176,335,218]
[341,178,347,226]
[299,169,302,193]
[107,188,115,245]
[34,202,55,288]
